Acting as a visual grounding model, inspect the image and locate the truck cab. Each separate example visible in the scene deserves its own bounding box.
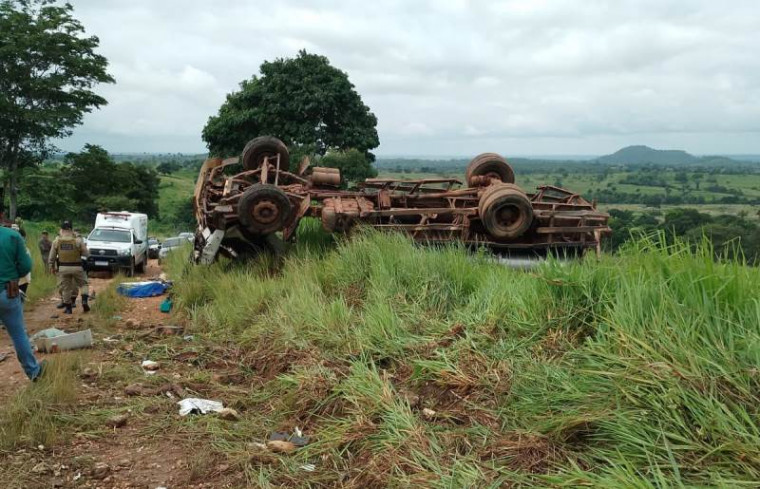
[86,212,148,276]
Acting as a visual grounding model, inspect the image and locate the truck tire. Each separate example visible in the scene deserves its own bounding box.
[241,136,290,172]
[136,255,146,274]
[237,184,293,235]
[478,183,533,240]
[125,259,135,277]
[466,153,515,187]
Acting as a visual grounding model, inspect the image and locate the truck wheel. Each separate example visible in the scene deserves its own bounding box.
[241,136,290,172]
[466,153,515,187]
[125,259,135,277]
[136,256,145,274]
[478,184,533,239]
[237,184,293,235]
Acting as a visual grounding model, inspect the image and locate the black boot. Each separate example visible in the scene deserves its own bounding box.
[56,301,65,309]
[82,294,90,313]
[63,303,73,314]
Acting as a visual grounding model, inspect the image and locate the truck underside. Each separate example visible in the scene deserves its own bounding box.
[193,136,610,264]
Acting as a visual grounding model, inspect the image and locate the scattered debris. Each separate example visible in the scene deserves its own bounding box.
[31,462,51,475]
[33,328,93,353]
[300,463,317,472]
[90,462,110,480]
[105,414,129,428]
[267,440,297,453]
[269,429,310,447]
[141,360,160,374]
[111,315,123,321]
[124,383,146,396]
[160,297,173,313]
[30,328,67,340]
[217,408,241,421]
[125,318,143,330]
[80,367,97,380]
[177,398,224,416]
[156,325,183,336]
[422,408,437,420]
[0,352,9,363]
[183,335,194,342]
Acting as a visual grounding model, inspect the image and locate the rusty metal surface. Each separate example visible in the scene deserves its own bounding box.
[193,137,610,261]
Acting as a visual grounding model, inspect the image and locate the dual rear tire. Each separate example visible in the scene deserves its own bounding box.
[478,183,533,240]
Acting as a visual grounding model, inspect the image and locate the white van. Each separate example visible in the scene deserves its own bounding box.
[86,212,149,276]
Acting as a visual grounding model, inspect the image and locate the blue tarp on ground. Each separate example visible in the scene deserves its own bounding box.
[117,281,170,298]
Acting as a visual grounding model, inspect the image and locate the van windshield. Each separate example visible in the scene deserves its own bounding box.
[89,228,131,243]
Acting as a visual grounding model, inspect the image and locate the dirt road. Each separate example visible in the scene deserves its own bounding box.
[0,271,112,403]
[0,260,236,488]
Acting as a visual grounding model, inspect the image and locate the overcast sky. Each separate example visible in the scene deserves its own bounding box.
[60,0,760,157]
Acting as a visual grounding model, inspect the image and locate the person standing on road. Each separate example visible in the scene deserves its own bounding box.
[38,231,52,268]
[48,221,90,314]
[0,224,44,380]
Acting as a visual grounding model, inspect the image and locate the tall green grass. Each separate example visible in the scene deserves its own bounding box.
[19,225,58,305]
[167,229,760,487]
[0,353,84,449]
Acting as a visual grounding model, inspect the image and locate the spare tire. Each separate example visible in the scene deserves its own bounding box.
[237,184,293,235]
[466,153,515,187]
[478,183,533,239]
[241,136,290,171]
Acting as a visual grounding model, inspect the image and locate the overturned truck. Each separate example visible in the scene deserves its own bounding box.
[193,136,610,264]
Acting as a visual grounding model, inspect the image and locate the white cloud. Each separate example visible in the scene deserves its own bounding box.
[60,0,760,155]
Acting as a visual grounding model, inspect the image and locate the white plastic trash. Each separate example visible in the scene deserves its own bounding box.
[177,398,224,416]
[34,329,93,353]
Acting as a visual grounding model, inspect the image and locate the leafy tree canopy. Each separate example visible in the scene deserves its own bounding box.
[202,51,379,162]
[0,0,113,218]
[62,145,160,221]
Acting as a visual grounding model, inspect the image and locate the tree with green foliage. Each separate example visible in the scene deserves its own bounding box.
[202,50,379,164]
[156,160,182,175]
[319,149,377,187]
[0,0,113,218]
[662,208,712,237]
[63,145,160,221]
[675,171,689,192]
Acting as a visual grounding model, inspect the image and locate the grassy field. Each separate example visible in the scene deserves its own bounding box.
[162,227,760,487]
[152,169,197,236]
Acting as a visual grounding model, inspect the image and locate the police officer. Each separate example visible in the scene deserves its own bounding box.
[49,221,90,314]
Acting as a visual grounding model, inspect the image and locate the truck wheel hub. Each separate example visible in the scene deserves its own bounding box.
[252,200,279,224]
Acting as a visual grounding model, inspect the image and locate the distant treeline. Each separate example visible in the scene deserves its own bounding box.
[608,207,760,264]
[376,158,760,174]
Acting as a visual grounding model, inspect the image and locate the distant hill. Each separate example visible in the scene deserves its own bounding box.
[596,145,698,165]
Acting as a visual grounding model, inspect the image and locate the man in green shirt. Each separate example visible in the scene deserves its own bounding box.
[0,225,43,380]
